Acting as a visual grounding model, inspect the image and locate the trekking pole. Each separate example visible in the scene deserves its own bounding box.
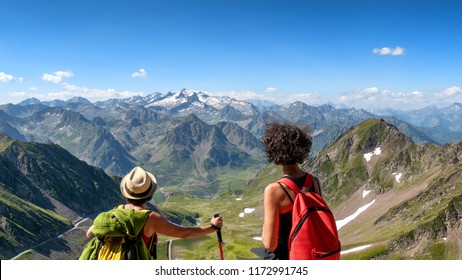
[213,213,224,260]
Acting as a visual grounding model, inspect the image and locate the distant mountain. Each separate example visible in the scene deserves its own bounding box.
[43,99,67,107]
[17,97,42,106]
[246,99,278,110]
[94,92,165,108]
[151,114,260,195]
[0,119,26,142]
[0,110,26,141]
[20,107,136,176]
[272,102,436,153]
[303,119,462,259]
[19,96,91,107]
[0,134,122,259]
[381,115,436,144]
[0,103,47,118]
[371,103,462,144]
[215,121,264,156]
[66,96,92,105]
[145,89,260,124]
[243,110,285,138]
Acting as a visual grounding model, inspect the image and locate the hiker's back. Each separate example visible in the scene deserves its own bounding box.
[79,206,153,260]
[278,174,341,260]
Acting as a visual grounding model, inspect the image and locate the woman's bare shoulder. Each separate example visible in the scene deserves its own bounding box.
[264,181,288,201]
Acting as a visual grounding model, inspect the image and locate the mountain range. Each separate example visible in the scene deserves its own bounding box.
[1,90,462,259]
[1,117,461,259]
[2,89,461,191]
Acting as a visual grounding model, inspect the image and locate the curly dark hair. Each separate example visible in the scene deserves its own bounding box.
[263,121,312,165]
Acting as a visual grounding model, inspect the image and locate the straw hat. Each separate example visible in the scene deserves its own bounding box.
[120,167,157,200]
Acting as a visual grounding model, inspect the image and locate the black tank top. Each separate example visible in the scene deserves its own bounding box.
[268,173,307,260]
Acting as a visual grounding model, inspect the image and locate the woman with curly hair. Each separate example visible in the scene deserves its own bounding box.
[261,121,321,260]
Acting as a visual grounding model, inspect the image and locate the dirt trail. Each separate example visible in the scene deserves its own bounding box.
[11,216,92,260]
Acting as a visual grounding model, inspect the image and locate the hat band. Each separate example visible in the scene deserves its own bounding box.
[124,183,153,199]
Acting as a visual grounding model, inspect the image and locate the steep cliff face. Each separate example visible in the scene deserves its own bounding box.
[0,134,122,259]
[304,119,462,259]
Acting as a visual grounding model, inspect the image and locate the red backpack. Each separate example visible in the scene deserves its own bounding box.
[277,174,341,260]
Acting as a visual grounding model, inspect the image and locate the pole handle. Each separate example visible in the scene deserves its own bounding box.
[213,213,223,242]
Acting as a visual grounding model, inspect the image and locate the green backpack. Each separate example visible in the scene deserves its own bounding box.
[79,206,155,260]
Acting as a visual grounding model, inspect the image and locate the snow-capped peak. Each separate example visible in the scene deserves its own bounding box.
[145,89,256,115]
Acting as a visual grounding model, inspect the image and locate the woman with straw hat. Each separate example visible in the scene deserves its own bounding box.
[86,166,223,258]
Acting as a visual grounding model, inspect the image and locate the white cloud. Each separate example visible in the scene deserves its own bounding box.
[0,72,23,83]
[44,82,142,101]
[42,70,73,83]
[411,91,423,97]
[265,87,279,93]
[132,68,148,79]
[0,72,14,82]
[372,46,405,56]
[363,87,379,94]
[338,86,462,110]
[209,89,328,106]
[210,89,321,105]
[285,92,328,105]
[209,90,262,100]
[8,91,27,98]
[61,82,80,91]
[439,86,461,97]
[339,87,422,109]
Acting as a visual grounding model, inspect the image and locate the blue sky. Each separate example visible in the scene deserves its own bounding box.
[1,0,461,110]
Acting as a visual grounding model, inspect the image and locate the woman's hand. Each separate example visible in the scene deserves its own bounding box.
[210,216,223,229]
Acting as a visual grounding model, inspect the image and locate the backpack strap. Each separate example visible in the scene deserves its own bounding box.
[91,236,105,260]
[139,210,157,259]
[312,176,322,197]
[277,173,314,194]
[146,233,158,259]
[277,173,314,203]
[277,182,295,204]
